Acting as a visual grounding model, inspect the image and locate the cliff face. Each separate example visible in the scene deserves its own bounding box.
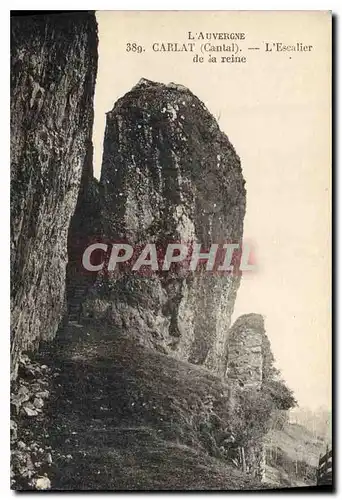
[66,144,102,321]
[82,79,246,375]
[10,12,98,378]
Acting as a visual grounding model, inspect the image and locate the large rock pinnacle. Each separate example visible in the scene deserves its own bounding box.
[84,78,246,375]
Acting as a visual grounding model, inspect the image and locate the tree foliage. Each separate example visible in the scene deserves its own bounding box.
[230,316,297,447]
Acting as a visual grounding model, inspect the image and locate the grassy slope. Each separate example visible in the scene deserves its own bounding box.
[41,322,262,490]
[266,423,326,467]
[264,423,326,487]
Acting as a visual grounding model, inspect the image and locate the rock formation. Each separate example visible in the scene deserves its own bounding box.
[10,15,296,490]
[10,12,98,378]
[81,78,246,376]
[66,144,102,321]
[226,313,269,481]
[226,313,265,389]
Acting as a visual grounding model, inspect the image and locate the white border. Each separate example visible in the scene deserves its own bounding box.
[2,1,339,498]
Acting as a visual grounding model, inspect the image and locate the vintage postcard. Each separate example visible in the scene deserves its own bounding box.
[10,10,332,490]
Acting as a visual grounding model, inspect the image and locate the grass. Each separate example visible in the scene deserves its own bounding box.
[35,322,262,490]
[264,422,327,487]
[265,422,326,467]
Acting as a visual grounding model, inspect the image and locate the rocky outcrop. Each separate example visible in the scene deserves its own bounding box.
[226,313,268,481]
[226,314,265,389]
[82,78,246,375]
[10,12,98,378]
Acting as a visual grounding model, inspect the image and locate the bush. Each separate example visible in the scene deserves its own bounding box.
[232,377,296,448]
[263,379,297,411]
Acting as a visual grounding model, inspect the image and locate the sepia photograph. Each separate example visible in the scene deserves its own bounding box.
[10,9,332,491]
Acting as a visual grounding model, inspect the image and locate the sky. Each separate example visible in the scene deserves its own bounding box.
[92,11,331,410]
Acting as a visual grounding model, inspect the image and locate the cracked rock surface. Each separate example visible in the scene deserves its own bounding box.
[83,78,246,376]
[10,12,98,378]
